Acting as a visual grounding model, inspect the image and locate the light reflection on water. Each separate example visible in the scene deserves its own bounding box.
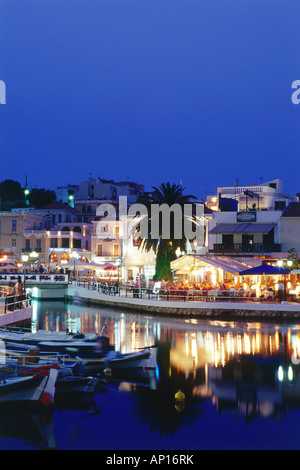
[5,300,300,449]
[33,301,300,414]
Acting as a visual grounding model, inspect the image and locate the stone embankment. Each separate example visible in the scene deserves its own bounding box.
[66,285,300,321]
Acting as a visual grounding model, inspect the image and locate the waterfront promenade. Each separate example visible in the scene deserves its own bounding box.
[0,296,32,326]
[66,281,300,321]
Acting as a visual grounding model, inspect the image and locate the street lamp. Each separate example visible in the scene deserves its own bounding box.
[277,259,293,302]
[21,254,29,292]
[115,257,122,294]
[29,251,38,271]
[70,251,79,279]
[24,189,30,206]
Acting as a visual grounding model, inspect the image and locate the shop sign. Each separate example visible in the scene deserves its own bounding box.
[237,211,256,222]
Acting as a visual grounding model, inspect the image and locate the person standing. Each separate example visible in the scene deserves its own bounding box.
[15,277,24,309]
[8,282,15,311]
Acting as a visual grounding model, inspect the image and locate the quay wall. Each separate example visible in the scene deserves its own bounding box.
[66,285,300,321]
[0,306,32,326]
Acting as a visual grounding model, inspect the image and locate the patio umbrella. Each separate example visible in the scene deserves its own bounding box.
[0,264,19,271]
[239,264,288,276]
[104,266,117,270]
[61,260,94,269]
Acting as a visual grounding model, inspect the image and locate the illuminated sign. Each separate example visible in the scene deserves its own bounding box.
[237,212,256,222]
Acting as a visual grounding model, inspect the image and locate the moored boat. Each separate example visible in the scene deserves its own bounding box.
[37,342,157,374]
[0,367,57,409]
[0,327,99,344]
[0,327,157,375]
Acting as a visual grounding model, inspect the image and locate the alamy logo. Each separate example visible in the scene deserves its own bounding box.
[0,81,6,104]
[95,196,205,245]
[291,80,300,105]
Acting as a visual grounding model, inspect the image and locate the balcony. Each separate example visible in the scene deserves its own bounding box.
[211,243,281,254]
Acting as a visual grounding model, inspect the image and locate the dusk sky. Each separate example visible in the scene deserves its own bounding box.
[1,0,300,200]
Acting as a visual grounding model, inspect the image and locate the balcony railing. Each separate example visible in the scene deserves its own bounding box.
[211,243,281,254]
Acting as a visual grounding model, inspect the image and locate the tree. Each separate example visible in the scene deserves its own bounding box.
[136,182,198,281]
[28,188,56,208]
[287,248,300,270]
[0,179,25,209]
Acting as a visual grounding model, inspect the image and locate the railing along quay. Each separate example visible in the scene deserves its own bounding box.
[0,291,32,315]
[71,279,288,304]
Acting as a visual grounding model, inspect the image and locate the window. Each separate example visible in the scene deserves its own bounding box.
[73,239,81,249]
[275,201,286,211]
[12,239,16,247]
[49,252,58,263]
[12,220,16,232]
[113,244,120,256]
[222,234,233,246]
[25,239,30,251]
[115,225,119,237]
[97,244,103,256]
[133,230,141,246]
[50,238,58,248]
[36,239,42,251]
[61,238,70,248]
[61,252,69,261]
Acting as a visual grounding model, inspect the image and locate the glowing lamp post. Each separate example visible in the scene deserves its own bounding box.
[115,257,122,294]
[277,259,293,302]
[70,251,79,279]
[24,189,30,206]
[29,251,38,271]
[21,254,29,292]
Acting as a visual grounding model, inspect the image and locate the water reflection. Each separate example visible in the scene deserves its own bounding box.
[22,300,300,448]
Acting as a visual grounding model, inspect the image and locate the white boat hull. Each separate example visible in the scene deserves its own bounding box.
[0,368,57,408]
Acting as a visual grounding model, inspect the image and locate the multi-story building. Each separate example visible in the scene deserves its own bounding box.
[74,177,145,224]
[91,217,156,285]
[206,179,294,212]
[46,222,92,266]
[56,185,79,208]
[280,201,300,255]
[171,179,298,285]
[208,209,282,255]
[0,211,51,263]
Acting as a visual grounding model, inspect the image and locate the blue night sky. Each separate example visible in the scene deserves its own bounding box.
[1,0,300,200]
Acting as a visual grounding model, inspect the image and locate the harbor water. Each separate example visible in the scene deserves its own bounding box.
[2,299,300,450]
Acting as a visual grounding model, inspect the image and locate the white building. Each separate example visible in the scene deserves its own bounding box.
[206,178,294,212]
[208,209,282,256]
[91,217,156,285]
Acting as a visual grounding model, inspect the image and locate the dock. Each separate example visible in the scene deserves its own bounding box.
[66,283,300,321]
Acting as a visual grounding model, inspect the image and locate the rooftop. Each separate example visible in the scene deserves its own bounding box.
[282,202,300,217]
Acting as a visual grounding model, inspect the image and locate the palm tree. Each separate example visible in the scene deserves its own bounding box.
[136,182,199,281]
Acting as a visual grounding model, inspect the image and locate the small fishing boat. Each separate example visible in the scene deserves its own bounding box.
[0,327,100,344]
[0,367,57,409]
[0,342,99,394]
[38,343,157,374]
[54,374,99,394]
[0,341,85,376]
[0,327,157,375]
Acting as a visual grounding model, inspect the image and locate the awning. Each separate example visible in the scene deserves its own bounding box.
[171,254,251,275]
[193,256,251,274]
[239,264,287,276]
[209,223,275,234]
[61,261,116,269]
